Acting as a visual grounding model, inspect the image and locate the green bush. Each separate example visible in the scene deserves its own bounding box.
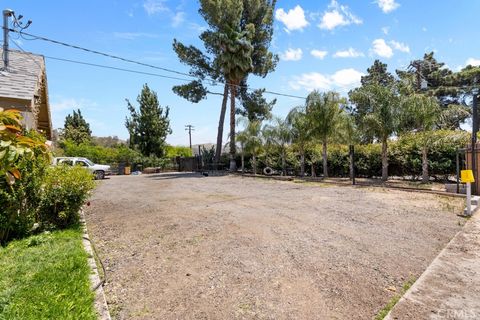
[0,127,50,244]
[37,166,95,230]
[165,145,192,158]
[0,156,49,243]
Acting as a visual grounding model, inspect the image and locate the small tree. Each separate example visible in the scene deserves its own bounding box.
[62,109,91,144]
[287,106,311,176]
[400,93,441,183]
[237,118,262,174]
[307,91,345,178]
[265,116,291,176]
[125,84,172,157]
[350,84,399,181]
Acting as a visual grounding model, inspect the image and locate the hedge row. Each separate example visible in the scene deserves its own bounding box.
[58,140,191,169]
[240,130,469,180]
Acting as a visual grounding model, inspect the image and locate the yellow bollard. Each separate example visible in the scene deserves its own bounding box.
[461,170,475,216]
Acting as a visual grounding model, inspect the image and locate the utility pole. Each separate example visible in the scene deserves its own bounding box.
[185,124,194,150]
[2,9,13,70]
[471,79,478,194]
[2,9,31,71]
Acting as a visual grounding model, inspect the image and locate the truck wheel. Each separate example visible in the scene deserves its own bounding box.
[94,171,105,180]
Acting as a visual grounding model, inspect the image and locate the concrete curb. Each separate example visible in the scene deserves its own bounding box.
[384,212,480,319]
[80,209,112,320]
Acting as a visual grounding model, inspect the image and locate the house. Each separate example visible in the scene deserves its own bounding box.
[0,49,52,139]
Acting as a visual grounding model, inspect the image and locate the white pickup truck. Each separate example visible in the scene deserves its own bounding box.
[52,157,111,180]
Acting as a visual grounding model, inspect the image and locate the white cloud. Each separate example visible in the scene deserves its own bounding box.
[376,0,400,13]
[172,11,185,27]
[50,98,98,113]
[466,58,480,67]
[275,6,309,32]
[371,39,393,58]
[113,32,159,40]
[143,0,169,16]
[289,68,364,92]
[281,48,303,61]
[319,0,362,30]
[333,47,364,58]
[331,69,364,88]
[310,49,328,59]
[390,40,410,53]
[382,26,389,35]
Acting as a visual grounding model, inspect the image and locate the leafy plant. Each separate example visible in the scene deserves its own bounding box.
[37,166,95,229]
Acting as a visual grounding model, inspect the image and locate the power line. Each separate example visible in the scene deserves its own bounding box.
[3,27,307,100]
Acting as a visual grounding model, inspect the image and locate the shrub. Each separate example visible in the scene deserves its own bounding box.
[37,166,95,230]
[0,155,49,243]
[0,108,50,244]
[165,145,192,158]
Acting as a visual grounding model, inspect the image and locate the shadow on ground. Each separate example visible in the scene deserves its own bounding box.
[144,172,206,180]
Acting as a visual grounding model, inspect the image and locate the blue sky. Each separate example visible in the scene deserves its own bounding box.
[3,0,480,145]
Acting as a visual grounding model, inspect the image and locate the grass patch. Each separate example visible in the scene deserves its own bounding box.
[375,278,416,320]
[0,228,96,320]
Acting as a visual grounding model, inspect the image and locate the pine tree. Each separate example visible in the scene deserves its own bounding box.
[63,109,92,144]
[125,84,172,157]
[172,0,277,168]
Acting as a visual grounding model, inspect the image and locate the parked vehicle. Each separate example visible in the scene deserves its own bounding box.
[52,157,111,180]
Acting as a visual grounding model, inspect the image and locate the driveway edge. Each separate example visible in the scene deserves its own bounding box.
[384,212,480,319]
[80,209,112,320]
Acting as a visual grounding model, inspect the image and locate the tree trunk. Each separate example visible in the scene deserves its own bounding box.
[241,148,245,174]
[349,145,354,181]
[422,145,429,183]
[311,162,316,177]
[214,84,229,168]
[300,148,305,176]
[229,84,237,171]
[322,140,328,178]
[381,138,388,181]
[253,154,257,176]
[282,150,286,176]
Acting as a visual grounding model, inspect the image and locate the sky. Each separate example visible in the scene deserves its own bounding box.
[2,0,480,146]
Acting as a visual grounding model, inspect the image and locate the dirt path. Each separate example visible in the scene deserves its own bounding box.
[84,173,464,320]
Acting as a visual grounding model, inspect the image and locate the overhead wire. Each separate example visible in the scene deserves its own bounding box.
[4,27,307,100]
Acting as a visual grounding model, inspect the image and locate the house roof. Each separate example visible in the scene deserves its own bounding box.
[0,49,45,101]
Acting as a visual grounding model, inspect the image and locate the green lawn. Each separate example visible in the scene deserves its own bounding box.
[0,228,96,320]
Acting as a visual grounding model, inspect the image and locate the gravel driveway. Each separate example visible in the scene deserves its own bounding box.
[84,173,464,320]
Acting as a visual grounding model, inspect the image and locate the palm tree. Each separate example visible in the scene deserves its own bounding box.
[400,93,441,183]
[306,91,345,178]
[338,113,360,181]
[236,118,263,175]
[287,106,311,176]
[350,84,399,181]
[261,124,275,169]
[265,116,292,176]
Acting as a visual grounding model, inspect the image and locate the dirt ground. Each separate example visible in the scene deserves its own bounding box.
[84,173,465,320]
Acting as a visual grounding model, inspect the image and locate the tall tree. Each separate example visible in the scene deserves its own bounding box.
[173,0,277,169]
[396,52,470,129]
[125,84,171,157]
[62,109,91,144]
[350,84,399,181]
[198,0,277,171]
[307,91,345,178]
[349,60,395,143]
